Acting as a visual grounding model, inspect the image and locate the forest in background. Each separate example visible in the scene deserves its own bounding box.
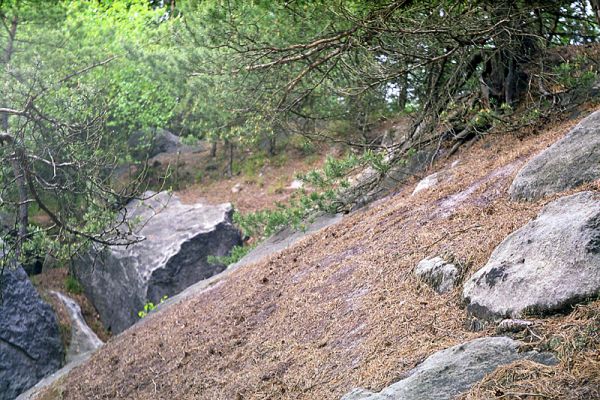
[1,0,600,279]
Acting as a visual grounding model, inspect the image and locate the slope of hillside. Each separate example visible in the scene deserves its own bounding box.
[39,112,600,399]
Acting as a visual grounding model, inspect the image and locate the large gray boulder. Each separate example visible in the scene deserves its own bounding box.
[341,336,556,400]
[74,191,241,333]
[463,191,600,320]
[0,266,63,400]
[509,110,600,201]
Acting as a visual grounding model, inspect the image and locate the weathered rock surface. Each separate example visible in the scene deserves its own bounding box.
[0,266,63,400]
[74,191,241,333]
[412,171,445,195]
[509,110,600,200]
[415,257,459,293]
[463,191,600,320]
[341,336,556,400]
[496,319,534,334]
[128,128,202,160]
[51,291,103,363]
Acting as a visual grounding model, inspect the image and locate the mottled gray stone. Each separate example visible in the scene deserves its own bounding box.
[74,191,241,333]
[509,110,600,201]
[128,128,203,160]
[0,266,63,400]
[415,256,459,293]
[412,172,443,195]
[496,319,534,334]
[463,191,600,320]
[341,337,556,400]
[50,291,102,363]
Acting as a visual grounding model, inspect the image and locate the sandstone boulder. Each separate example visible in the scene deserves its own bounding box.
[0,266,63,400]
[341,337,556,400]
[74,191,241,333]
[412,171,445,195]
[128,128,202,160]
[509,110,600,200]
[415,257,459,294]
[463,191,600,320]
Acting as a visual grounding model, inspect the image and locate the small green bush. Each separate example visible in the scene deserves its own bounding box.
[138,295,168,318]
[65,275,83,295]
[233,149,410,241]
[207,244,254,267]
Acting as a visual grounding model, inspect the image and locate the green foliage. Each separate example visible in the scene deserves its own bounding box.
[0,0,180,262]
[234,150,394,240]
[553,58,598,92]
[207,244,254,267]
[137,295,168,319]
[65,275,83,295]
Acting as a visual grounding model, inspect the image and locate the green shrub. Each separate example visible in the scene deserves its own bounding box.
[233,149,410,243]
[65,275,83,295]
[207,244,254,267]
[137,295,168,318]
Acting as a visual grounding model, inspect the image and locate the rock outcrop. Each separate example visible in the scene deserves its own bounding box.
[128,128,202,160]
[414,256,459,293]
[341,336,556,400]
[509,110,600,200]
[412,171,449,195]
[463,191,600,320]
[51,291,103,363]
[74,191,241,333]
[0,266,63,400]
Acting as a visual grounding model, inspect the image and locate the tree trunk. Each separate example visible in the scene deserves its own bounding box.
[1,15,28,261]
[397,72,408,111]
[591,0,600,26]
[225,139,234,178]
[210,140,217,158]
[268,135,276,156]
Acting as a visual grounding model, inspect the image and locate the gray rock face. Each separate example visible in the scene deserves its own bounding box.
[415,257,459,294]
[412,171,444,195]
[128,128,202,160]
[51,291,103,363]
[463,191,600,320]
[0,266,63,400]
[74,191,241,333]
[341,337,556,400]
[509,110,600,200]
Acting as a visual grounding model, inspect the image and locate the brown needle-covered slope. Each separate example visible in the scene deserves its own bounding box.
[41,113,600,400]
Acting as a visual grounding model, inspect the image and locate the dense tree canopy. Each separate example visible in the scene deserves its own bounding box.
[0,0,177,269]
[0,0,598,274]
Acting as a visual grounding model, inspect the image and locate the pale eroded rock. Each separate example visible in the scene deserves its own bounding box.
[341,337,556,400]
[414,256,459,293]
[74,191,241,333]
[509,110,600,201]
[463,191,600,320]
